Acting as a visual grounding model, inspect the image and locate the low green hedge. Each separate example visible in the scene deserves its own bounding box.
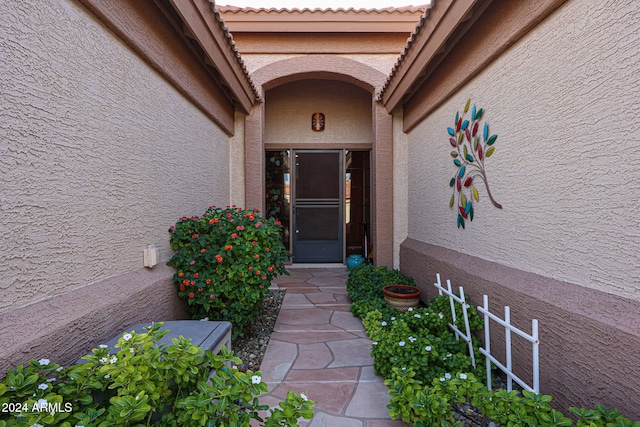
[348,265,639,427]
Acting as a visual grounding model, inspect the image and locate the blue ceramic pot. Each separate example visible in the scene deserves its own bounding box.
[346,254,365,270]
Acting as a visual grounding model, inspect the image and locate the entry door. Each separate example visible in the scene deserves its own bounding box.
[292,150,343,263]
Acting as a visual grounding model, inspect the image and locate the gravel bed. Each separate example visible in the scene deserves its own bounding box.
[232,290,285,372]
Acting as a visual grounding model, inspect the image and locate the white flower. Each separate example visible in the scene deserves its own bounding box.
[372,341,378,345]
[36,399,48,410]
[300,393,308,401]
[391,317,396,321]
[381,321,387,326]
[459,373,468,380]
[130,349,135,353]
[407,307,413,312]
[100,357,108,364]
[38,358,50,366]
[122,333,132,341]
[55,366,63,372]
[398,341,405,347]
[446,353,452,358]
[438,313,444,319]
[46,378,56,382]
[401,367,407,370]
[251,375,262,384]
[232,365,238,370]
[99,344,108,349]
[414,314,421,318]
[408,336,416,342]
[445,373,452,379]
[76,425,85,427]
[37,383,48,390]
[440,378,446,382]
[109,356,118,364]
[425,346,432,352]
[30,424,44,427]
[104,374,110,379]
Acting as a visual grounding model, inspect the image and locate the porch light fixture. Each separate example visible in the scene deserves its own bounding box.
[311,112,325,131]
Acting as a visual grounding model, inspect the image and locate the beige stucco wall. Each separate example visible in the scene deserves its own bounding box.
[242,54,400,77]
[392,109,408,270]
[405,0,640,300]
[0,0,230,313]
[265,80,372,145]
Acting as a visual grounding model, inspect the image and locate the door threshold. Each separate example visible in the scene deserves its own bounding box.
[288,263,346,269]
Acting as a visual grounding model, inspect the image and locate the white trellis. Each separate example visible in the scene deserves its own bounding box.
[477,294,540,393]
[433,273,476,368]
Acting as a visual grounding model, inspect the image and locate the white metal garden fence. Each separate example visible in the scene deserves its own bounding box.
[434,274,540,393]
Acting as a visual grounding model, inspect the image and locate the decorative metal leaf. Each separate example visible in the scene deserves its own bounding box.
[471,104,476,121]
[450,138,457,148]
[476,108,483,120]
[464,177,473,187]
[461,120,469,131]
[453,159,461,166]
[450,151,458,158]
[486,146,496,157]
[447,127,455,137]
[472,186,479,201]
[478,144,483,160]
[465,128,471,142]
[465,200,472,214]
[465,154,474,163]
[458,206,468,219]
[456,176,461,191]
[486,135,498,146]
[483,123,488,142]
[463,145,468,157]
[461,193,467,208]
[449,194,455,207]
[449,177,455,187]
[458,165,466,178]
[457,213,464,228]
[455,112,459,124]
[464,99,471,113]
[472,121,479,137]
[469,204,474,221]
[473,136,478,151]
[456,117,462,132]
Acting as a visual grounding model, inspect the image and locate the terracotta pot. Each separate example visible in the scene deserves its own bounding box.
[382,284,421,311]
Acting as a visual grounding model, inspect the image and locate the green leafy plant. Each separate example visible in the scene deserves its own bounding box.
[348,266,639,426]
[168,206,291,337]
[346,264,416,318]
[0,324,314,427]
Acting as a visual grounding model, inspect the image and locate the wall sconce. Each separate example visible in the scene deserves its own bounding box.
[311,112,325,131]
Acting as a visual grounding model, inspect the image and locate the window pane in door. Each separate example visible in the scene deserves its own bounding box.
[296,152,340,199]
[296,207,339,241]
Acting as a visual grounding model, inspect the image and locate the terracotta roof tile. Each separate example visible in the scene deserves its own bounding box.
[207,1,261,101]
[378,3,430,100]
[216,5,428,14]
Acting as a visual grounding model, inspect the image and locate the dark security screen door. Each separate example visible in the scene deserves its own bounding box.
[292,150,343,262]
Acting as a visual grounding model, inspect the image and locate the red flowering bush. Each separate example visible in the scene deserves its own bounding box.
[168,206,290,337]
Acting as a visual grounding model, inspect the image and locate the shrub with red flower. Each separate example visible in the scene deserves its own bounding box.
[168,206,291,337]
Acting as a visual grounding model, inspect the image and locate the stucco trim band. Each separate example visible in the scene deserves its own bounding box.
[0,265,187,377]
[399,237,640,419]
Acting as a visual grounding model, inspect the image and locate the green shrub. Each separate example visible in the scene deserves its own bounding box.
[0,323,314,427]
[348,267,640,427]
[346,264,416,318]
[167,206,291,337]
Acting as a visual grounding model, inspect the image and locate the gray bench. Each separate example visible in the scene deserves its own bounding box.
[102,320,232,355]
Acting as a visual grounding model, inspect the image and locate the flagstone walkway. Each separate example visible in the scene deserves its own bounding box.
[257,267,409,427]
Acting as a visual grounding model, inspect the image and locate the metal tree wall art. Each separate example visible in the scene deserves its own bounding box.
[448,99,502,229]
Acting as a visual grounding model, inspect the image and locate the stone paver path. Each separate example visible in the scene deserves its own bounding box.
[257,267,409,427]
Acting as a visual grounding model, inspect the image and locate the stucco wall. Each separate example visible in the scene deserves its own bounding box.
[242,54,399,77]
[0,0,230,312]
[265,80,372,145]
[406,0,640,301]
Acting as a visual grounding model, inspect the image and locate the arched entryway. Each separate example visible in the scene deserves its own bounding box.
[245,56,394,266]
